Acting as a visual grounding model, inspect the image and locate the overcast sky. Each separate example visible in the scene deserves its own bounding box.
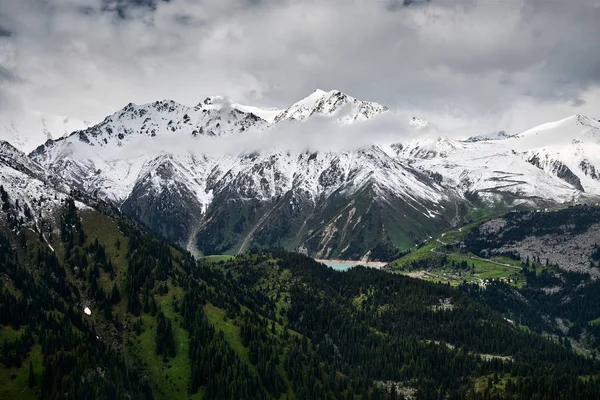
[1,0,600,137]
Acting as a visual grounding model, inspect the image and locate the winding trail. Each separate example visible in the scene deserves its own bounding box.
[430,230,520,271]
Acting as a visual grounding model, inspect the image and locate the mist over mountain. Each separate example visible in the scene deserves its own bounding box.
[0,88,594,260]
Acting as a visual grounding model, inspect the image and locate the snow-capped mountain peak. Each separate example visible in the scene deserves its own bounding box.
[408,117,436,130]
[198,96,282,123]
[464,130,512,143]
[517,114,600,140]
[48,97,271,148]
[273,89,388,124]
[6,89,600,260]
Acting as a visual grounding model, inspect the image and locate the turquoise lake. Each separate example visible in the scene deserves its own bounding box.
[318,260,384,271]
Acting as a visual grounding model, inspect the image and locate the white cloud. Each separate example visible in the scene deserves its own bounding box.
[111,110,426,159]
[1,0,599,141]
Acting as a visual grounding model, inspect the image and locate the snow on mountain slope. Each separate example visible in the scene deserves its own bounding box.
[0,140,46,179]
[514,114,600,146]
[206,97,282,123]
[62,98,270,148]
[18,88,600,257]
[464,130,512,143]
[27,95,275,203]
[511,115,600,194]
[0,162,67,221]
[412,141,581,205]
[0,141,90,238]
[0,111,91,153]
[210,146,448,204]
[399,114,600,204]
[392,135,464,160]
[273,89,388,124]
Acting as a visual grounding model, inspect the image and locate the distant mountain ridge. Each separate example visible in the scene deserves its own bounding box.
[3,90,600,259]
[464,130,513,142]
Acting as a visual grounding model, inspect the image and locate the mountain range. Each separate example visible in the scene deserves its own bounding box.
[2,89,600,260]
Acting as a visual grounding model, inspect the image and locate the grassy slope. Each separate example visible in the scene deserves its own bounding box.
[204,304,251,365]
[133,286,199,400]
[80,210,129,292]
[79,211,198,400]
[589,317,600,326]
[0,217,55,399]
[80,210,296,400]
[0,342,43,400]
[202,255,235,263]
[0,208,200,400]
[201,257,305,399]
[389,222,525,287]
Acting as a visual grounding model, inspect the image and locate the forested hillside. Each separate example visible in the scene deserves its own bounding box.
[389,204,600,359]
[458,205,600,354]
[1,194,600,399]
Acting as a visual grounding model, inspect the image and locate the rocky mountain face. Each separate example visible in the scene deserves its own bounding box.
[4,90,600,259]
[0,140,91,249]
[464,130,512,143]
[465,205,600,277]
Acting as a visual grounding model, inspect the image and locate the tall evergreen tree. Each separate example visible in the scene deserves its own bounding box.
[28,360,35,388]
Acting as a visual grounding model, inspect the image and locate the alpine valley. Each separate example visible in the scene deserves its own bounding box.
[12,89,600,260]
[3,90,600,400]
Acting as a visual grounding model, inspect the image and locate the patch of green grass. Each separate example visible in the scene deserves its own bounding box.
[353,286,375,309]
[271,269,294,321]
[440,231,465,244]
[388,242,438,269]
[518,324,532,333]
[492,256,522,267]
[202,255,235,263]
[203,304,251,365]
[589,317,600,326]
[0,326,23,343]
[464,205,510,225]
[80,210,129,292]
[439,223,479,244]
[132,285,198,400]
[0,344,43,400]
[448,255,519,279]
[473,373,512,395]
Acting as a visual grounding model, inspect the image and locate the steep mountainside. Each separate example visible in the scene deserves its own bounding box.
[0,140,76,232]
[14,90,600,259]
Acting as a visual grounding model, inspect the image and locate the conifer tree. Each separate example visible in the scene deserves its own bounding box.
[28,360,35,388]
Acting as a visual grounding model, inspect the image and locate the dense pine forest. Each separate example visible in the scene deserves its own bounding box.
[1,195,600,399]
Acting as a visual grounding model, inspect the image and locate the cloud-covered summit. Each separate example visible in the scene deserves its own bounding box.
[1,0,599,138]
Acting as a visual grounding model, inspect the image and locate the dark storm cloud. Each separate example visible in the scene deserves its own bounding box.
[0,0,599,135]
